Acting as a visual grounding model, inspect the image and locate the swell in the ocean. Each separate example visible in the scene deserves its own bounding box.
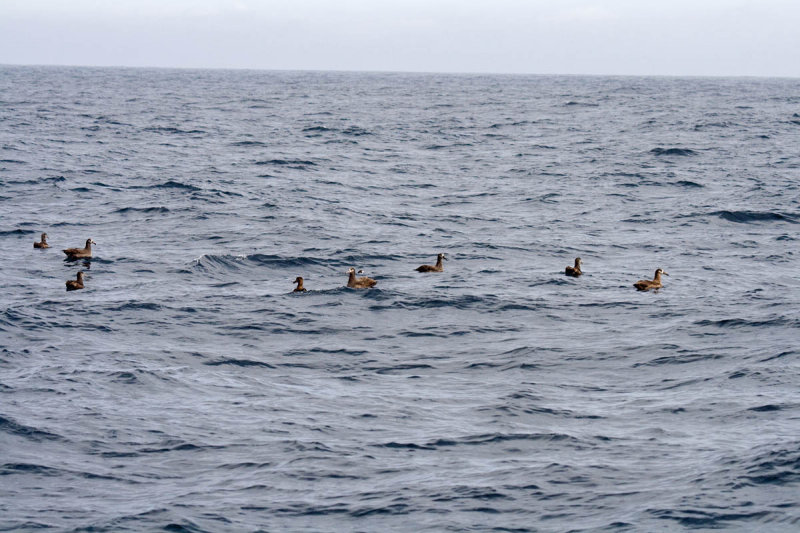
[1,67,799,531]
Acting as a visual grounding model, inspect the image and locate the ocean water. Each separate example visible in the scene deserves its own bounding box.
[1,66,799,531]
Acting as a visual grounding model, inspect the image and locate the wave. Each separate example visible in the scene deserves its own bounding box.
[0,462,125,482]
[695,317,799,328]
[143,126,206,135]
[0,415,64,442]
[424,143,474,150]
[368,363,434,375]
[675,180,704,188]
[283,347,368,357]
[748,404,785,412]
[647,508,772,528]
[489,120,532,128]
[190,253,331,274]
[205,359,276,368]
[107,302,163,312]
[5,175,66,185]
[740,446,800,486]
[633,353,723,367]
[138,442,226,454]
[378,432,580,451]
[107,371,141,384]
[694,122,732,130]
[155,180,202,191]
[244,253,331,269]
[114,206,171,214]
[375,294,500,311]
[759,350,797,362]
[255,159,317,166]
[650,147,697,156]
[342,126,371,136]
[231,140,267,147]
[714,210,798,224]
[0,228,31,236]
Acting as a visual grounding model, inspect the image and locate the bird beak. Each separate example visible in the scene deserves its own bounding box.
[662,272,669,276]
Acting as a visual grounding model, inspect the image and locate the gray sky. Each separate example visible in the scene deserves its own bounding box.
[1,0,798,77]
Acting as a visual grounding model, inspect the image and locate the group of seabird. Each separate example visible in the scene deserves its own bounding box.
[34,234,668,294]
[293,254,447,292]
[294,253,668,292]
[34,233,95,291]
[563,257,667,291]
[293,267,382,292]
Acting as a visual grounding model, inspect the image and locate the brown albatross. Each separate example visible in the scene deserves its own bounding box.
[63,238,95,259]
[293,276,307,292]
[347,267,377,288]
[565,257,582,277]
[416,253,446,272]
[634,268,668,291]
[66,272,85,291]
[34,233,50,249]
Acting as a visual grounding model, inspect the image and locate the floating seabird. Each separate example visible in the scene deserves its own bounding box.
[66,272,85,291]
[416,253,446,272]
[634,268,668,291]
[293,276,307,292]
[565,257,582,277]
[63,238,95,259]
[347,267,377,288]
[34,233,50,249]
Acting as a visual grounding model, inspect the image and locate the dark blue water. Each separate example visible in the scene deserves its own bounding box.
[1,66,799,531]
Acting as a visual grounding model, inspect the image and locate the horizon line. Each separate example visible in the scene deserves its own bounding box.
[2,61,798,81]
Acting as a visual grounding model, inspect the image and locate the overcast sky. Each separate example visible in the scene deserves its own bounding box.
[1,0,798,77]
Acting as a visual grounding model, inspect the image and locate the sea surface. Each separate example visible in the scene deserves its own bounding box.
[1,66,799,532]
